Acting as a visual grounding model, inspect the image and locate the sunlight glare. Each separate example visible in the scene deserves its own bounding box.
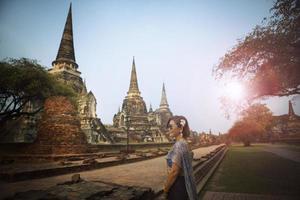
[225,81,244,101]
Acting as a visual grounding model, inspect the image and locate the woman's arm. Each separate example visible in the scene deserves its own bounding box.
[163,162,181,193]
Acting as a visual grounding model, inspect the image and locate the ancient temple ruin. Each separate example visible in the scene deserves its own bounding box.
[1,4,112,144]
[271,100,300,138]
[1,4,174,145]
[110,58,173,143]
[153,83,173,132]
[48,4,112,144]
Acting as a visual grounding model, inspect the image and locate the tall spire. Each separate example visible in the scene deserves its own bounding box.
[127,57,140,96]
[160,83,169,108]
[149,103,153,112]
[288,100,295,116]
[52,3,78,69]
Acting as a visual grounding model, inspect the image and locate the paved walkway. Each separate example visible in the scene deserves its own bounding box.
[0,144,223,199]
[193,145,223,159]
[202,191,298,200]
[262,145,300,163]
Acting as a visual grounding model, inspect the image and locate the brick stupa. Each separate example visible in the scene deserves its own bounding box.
[30,96,87,154]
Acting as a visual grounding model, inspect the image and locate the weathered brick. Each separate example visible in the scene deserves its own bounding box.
[28,96,87,154]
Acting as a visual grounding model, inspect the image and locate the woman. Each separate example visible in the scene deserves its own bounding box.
[163,116,198,200]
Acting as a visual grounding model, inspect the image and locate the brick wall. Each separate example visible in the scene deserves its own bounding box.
[28,96,87,154]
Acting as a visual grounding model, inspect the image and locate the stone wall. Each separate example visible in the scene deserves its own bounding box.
[0,142,173,156]
[87,142,173,153]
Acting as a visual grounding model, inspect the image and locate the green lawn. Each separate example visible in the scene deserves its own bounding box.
[202,145,300,196]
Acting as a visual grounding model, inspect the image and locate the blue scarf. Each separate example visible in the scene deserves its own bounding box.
[168,140,198,200]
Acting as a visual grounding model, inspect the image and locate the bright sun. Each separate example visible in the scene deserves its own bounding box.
[225,81,244,101]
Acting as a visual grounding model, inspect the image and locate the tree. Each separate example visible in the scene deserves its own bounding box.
[229,120,263,146]
[214,0,300,101]
[0,58,76,125]
[241,104,273,126]
[229,103,273,146]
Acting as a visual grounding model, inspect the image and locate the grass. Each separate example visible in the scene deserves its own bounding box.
[202,145,300,196]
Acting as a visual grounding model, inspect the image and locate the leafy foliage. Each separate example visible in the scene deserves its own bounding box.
[0,58,76,124]
[229,104,273,146]
[214,0,300,100]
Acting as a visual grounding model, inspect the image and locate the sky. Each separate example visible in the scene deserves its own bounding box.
[1,0,299,133]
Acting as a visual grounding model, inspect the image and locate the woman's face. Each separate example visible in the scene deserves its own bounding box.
[168,120,182,138]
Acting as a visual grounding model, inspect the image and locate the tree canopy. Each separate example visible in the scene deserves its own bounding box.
[229,103,273,146]
[214,0,300,100]
[0,58,76,125]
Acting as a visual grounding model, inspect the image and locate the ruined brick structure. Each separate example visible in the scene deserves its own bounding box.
[47,4,113,144]
[29,97,87,154]
[0,4,112,145]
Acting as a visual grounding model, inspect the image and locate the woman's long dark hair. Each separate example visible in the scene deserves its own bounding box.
[167,115,190,138]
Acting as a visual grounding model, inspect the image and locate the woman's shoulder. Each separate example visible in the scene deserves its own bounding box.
[175,139,188,145]
[174,140,188,150]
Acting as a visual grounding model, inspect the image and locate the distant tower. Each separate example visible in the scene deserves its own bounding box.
[149,104,153,113]
[49,3,86,93]
[122,57,147,115]
[51,3,78,73]
[114,57,149,132]
[155,83,173,132]
[127,57,141,97]
[288,100,295,116]
[159,83,169,110]
[48,4,110,144]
